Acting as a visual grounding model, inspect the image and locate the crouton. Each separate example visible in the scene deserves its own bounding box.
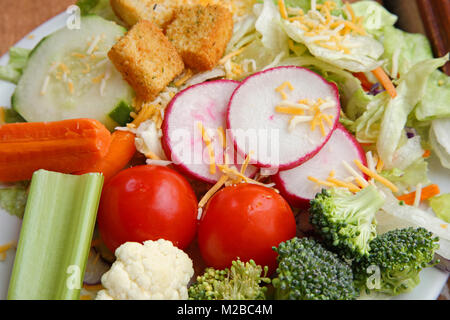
[108,20,184,101]
[165,5,234,71]
[110,0,178,29]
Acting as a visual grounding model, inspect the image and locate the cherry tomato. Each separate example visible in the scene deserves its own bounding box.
[198,184,296,272]
[97,165,198,252]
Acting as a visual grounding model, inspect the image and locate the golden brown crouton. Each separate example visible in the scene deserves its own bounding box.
[110,0,178,29]
[165,5,234,71]
[108,20,184,101]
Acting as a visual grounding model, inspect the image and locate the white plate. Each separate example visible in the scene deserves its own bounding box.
[0,11,448,301]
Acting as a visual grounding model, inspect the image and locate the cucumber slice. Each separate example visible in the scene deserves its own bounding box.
[13,16,134,130]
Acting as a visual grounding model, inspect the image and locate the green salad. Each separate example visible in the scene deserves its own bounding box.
[0,0,449,301]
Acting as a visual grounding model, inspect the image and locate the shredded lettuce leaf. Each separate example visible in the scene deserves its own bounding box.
[381,159,430,194]
[380,26,434,78]
[346,87,374,120]
[0,183,28,219]
[376,55,449,168]
[282,19,384,73]
[277,55,363,104]
[0,47,31,84]
[429,118,450,169]
[429,194,450,223]
[76,0,122,23]
[350,91,390,143]
[255,0,289,57]
[415,70,450,121]
[351,1,397,37]
[274,0,343,13]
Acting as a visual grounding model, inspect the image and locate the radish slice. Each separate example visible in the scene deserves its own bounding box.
[273,124,367,208]
[227,66,340,170]
[162,80,258,184]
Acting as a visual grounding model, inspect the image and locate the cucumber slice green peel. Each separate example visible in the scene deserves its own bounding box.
[7,170,104,300]
[109,100,133,126]
[13,16,135,131]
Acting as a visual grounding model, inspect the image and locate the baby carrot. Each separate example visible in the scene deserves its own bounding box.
[75,130,136,182]
[0,118,111,182]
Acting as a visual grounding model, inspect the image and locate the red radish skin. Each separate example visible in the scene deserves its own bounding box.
[162,80,258,184]
[227,66,341,171]
[273,124,367,209]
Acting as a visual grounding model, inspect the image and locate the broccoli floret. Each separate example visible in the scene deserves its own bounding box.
[353,227,440,296]
[309,186,385,260]
[272,237,359,300]
[188,259,270,300]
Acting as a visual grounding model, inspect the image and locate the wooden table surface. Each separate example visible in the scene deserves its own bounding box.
[0,0,76,56]
[0,0,448,301]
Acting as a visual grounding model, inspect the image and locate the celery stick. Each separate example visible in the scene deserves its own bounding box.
[7,170,104,300]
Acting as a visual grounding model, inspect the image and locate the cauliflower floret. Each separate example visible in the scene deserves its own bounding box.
[96,239,194,300]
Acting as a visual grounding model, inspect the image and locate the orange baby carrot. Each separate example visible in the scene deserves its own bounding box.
[75,130,136,182]
[0,119,111,182]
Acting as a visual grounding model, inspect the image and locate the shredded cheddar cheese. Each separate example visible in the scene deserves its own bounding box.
[197,122,217,175]
[275,96,336,136]
[341,160,369,189]
[198,175,229,209]
[278,0,288,19]
[217,126,226,149]
[174,69,194,87]
[240,152,253,175]
[354,159,399,193]
[275,81,294,100]
[413,183,422,208]
[279,0,366,54]
[219,46,248,65]
[308,167,362,193]
[0,242,16,261]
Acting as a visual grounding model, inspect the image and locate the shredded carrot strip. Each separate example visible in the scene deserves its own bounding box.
[423,150,431,158]
[397,184,440,206]
[371,67,397,98]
